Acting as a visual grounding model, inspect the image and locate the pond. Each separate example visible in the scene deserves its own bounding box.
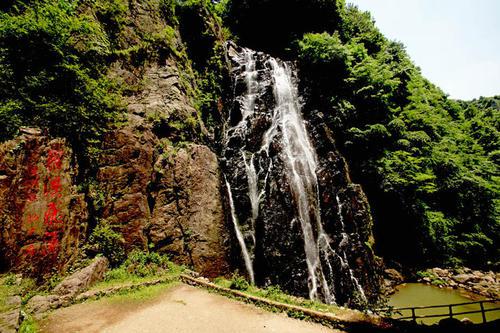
[388,283,500,325]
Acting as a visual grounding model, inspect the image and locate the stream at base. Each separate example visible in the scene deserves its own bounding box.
[389,283,500,325]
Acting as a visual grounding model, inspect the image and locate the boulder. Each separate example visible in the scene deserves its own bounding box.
[26,295,61,316]
[0,296,21,333]
[453,274,471,284]
[53,257,109,298]
[484,274,495,284]
[432,267,449,277]
[384,268,404,283]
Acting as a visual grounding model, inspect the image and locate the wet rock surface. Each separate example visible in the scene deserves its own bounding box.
[222,46,383,307]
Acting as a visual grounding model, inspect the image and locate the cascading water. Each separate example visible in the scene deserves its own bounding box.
[223,45,378,306]
[266,58,332,303]
[334,195,367,302]
[225,178,255,284]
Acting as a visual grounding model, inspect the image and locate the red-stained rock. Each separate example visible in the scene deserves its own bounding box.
[0,131,87,276]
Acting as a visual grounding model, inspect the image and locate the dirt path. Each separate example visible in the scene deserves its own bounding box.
[40,284,343,333]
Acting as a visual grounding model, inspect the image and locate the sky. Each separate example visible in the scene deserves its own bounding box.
[347,0,500,100]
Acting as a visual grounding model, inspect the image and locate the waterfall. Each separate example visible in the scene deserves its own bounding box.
[223,46,369,305]
[267,58,333,303]
[334,195,367,303]
[225,178,255,284]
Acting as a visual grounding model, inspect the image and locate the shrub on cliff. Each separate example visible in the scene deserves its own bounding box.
[86,222,126,267]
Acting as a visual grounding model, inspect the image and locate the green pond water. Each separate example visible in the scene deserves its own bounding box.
[388,283,500,325]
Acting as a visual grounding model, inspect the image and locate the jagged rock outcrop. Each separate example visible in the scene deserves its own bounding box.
[147,144,230,277]
[95,125,156,251]
[94,57,230,276]
[0,130,87,276]
[94,123,229,277]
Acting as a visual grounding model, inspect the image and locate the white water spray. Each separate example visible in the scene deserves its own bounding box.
[225,178,255,284]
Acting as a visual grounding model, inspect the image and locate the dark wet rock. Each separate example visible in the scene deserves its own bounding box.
[222,47,383,307]
[384,269,404,283]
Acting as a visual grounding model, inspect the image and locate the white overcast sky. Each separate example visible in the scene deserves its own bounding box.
[347,0,500,100]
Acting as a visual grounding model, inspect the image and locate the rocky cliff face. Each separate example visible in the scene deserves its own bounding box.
[0,0,231,278]
[91,55,230,276]
[0,61,230,278]
[147,144,230,277]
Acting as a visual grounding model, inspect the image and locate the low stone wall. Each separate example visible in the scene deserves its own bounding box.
[179,274,393,332]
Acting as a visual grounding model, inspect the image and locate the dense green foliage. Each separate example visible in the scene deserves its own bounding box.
[103,250,174,280]
[0,0,121,152]
[292,2,499,268]
[174,0,231,132]
[229,272,250,291]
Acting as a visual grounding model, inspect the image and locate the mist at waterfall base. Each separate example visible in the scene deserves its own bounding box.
[221,45,383,308]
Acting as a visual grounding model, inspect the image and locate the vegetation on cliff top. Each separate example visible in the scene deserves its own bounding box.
[0,0,121,151]
[0,0,228,154]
